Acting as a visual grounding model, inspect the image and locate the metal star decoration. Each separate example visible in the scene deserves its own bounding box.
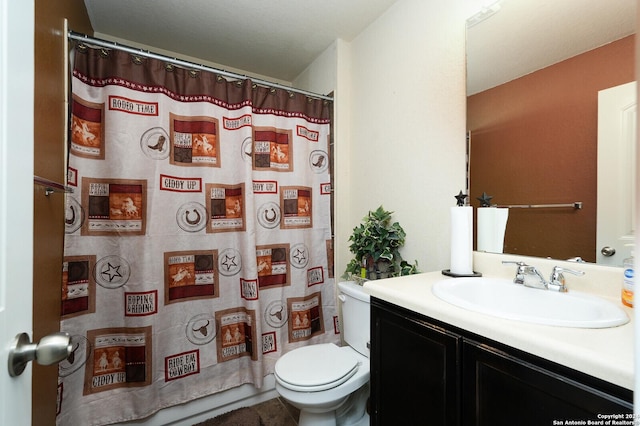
[454,191,468,206]
[476,192,493,207]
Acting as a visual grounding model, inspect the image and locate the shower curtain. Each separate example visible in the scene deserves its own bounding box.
[57,43,338,426]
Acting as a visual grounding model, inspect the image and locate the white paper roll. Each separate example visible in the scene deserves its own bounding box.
[450,206,473,275]
[477,207,509,253]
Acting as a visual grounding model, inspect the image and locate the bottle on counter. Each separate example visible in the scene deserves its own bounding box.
[621,250,634,308]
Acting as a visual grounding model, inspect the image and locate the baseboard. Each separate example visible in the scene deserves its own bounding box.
[117,374,278,426]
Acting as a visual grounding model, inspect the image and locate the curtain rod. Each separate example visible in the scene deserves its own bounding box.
[67,31,334,102]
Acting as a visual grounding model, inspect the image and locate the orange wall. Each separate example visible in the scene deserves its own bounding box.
[467,35,634,262]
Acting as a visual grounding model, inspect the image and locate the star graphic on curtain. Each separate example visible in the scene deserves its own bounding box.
[100,262,122,282]
[292,248,307,264]
[221,254,238,272]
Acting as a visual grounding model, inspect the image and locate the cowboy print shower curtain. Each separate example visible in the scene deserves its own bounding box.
[57,43,338,425]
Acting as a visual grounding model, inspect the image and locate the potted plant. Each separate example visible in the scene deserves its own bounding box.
[343,206,419,281]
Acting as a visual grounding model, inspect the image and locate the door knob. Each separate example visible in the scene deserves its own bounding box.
[601,246,616,257]
[8,332,72,377]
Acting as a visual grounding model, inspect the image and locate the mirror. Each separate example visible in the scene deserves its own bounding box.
[466,0,636,264]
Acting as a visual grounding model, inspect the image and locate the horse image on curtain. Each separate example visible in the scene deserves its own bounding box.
[57,44,337,425]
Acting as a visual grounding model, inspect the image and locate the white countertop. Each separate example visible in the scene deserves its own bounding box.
[363,252,635,390]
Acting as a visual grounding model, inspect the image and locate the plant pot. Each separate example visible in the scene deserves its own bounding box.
[368,259,393,280]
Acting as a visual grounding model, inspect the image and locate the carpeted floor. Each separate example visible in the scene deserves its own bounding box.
[193,407,263,426]
[193,398,299,426]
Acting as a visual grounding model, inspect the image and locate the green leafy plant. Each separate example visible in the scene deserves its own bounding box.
[343,206,419,280]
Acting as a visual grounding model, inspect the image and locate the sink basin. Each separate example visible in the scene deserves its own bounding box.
[432,277,629,328]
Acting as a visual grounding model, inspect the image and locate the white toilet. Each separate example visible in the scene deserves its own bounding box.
[274,281,370,426]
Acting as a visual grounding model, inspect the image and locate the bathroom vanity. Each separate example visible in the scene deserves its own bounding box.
[364,253,634,426]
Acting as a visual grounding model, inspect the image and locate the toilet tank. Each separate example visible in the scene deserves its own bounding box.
[337,281,370,357]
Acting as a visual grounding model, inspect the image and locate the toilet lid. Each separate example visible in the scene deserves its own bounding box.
[275,343,360,392]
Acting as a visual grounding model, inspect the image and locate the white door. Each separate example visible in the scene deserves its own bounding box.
[0,0,35,425]
[597,81,637,265]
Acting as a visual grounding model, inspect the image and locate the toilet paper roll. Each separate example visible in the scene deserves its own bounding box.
[477,207,509,253]
[450,206,473,275]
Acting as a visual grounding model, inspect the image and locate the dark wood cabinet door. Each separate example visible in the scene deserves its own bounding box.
[371,298,461,426]
[462,339,633,426]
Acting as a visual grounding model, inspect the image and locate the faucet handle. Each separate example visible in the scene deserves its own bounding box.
[549,266,585,291]
[502,260,528,269]
[502,261,529,284]
[551,266,585,280]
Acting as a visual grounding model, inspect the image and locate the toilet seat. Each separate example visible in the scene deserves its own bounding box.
[275,343,360,392]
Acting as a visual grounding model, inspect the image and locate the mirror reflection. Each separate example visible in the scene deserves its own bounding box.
[466,0,636,265]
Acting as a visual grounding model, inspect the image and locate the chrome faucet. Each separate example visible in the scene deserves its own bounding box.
[502,261,584,292]
[548,266,585,292]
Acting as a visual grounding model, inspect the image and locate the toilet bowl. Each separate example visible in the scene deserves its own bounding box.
[274,281,371,426]
[275,344,369,426]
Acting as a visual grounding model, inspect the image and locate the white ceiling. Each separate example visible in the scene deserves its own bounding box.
[82,0,399,82]
[467,0,637,95]
[82,0,636,91]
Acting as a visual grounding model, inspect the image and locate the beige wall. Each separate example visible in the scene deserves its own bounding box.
[296,0,469,276]
[343,0,468,275]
